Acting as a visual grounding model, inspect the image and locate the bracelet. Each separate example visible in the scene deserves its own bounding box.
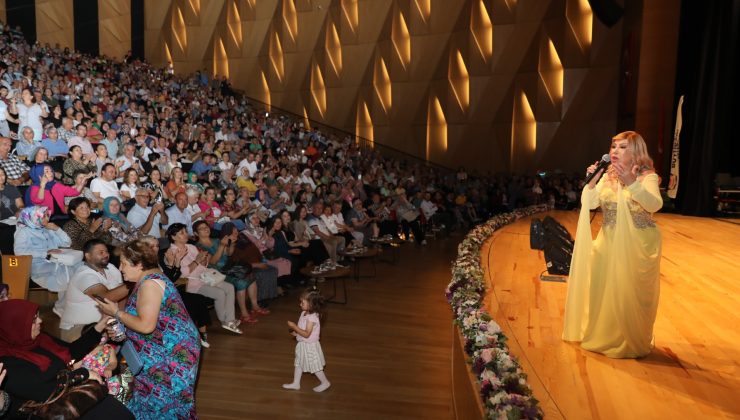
[114,308,121,320]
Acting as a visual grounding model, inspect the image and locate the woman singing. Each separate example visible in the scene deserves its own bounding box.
[563,131,663,358]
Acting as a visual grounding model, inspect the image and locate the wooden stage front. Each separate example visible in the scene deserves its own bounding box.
[481,211,740,419]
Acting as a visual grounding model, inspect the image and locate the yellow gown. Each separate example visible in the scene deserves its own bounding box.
[562,173,663,358]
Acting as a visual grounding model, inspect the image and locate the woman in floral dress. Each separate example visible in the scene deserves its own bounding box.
[97,238,200,419]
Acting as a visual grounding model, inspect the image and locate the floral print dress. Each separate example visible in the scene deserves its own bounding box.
[124,272,201,419]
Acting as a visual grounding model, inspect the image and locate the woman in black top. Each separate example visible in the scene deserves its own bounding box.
[0,167,23,255]
[0,167,22,219]
[0,299,133,419]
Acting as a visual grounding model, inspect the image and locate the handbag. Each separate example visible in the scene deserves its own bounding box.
[200,267,226,286]
[119,340,144,376]
[400,208,419,222]
[49,249,83,266]
[19,371,106,418]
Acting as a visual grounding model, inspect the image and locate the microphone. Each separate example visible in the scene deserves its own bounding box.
[584,154,611,185]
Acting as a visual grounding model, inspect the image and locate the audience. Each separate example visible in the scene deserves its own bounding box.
[166,223,243,334]
[0,21,585,417]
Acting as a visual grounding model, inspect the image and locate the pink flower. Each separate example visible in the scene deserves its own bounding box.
[481,348,494,363]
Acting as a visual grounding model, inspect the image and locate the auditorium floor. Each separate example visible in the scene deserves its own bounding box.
[194,236,458,419]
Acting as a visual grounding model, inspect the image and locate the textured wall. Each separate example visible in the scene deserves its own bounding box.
[35,0,74,49]
[119,1,626,173]
[98,0,131,59]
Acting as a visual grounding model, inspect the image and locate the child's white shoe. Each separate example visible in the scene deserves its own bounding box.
[313,382,331,392]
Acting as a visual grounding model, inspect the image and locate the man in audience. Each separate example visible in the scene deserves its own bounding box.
[308,201,345,265]
[127,189,168,238]
[0,136,30,186]
[59,239,128,341]
[237,152,259,178]
[166,192,194,235]
[191,153,214,179]
[40,125,69,158]
[57,116,75,141]
[101,127,120,158]
[67,122,96,160]
[115,143,144,176]
[90,162,122,201]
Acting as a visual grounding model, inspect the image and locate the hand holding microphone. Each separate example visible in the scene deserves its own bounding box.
[585,154,611,189]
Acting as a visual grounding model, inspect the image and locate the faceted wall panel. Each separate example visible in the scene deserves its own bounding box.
[142,0,624,173]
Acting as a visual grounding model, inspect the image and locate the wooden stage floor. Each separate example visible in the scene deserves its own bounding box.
[194,237,460,419]
[482,211,740,420]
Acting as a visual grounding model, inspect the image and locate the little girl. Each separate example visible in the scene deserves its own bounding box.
[282,287,331,392]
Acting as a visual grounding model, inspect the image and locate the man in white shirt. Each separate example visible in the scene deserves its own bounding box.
[90,163,121,201]
[308,201,345,264]
[165,192,194,235]
[237,153,259,178]
[419,192,439,220]
[115,143,144,177]
[127,190,168,238]
[59,239,128,341]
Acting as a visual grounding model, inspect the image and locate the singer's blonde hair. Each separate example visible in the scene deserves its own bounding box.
[611,131,654,174]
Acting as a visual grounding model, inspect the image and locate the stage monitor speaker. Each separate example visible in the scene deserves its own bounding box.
[588,0,624,27]
[544,237,573,275]
[530,218,545,250]
[543,216,574,247]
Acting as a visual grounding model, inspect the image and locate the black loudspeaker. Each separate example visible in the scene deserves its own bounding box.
[542,216,574,275]
[544,237,573,275]
[530,218,545,250]
[543,216,574,247]
[588,0,624,27]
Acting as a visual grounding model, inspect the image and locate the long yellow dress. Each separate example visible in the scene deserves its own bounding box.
[562,173,663,358]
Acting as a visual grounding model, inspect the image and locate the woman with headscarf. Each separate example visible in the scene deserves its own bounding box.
[13,206,77,314]
[0,299,133,419]
[102,197,137,245]
[27,164,86,215]
[14,126,38,158]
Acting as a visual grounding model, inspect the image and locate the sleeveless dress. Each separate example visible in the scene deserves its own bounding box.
[563,173,663,358]
[124,272,201,419]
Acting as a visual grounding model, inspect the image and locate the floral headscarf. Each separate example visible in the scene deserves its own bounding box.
[18,206,48,229]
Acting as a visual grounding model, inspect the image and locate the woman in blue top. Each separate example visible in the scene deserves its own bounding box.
[13,206,77,315]
[97,238,200,419]
[193,221,265,324]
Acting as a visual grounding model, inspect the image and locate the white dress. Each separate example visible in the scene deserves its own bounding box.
[294,311,326,373]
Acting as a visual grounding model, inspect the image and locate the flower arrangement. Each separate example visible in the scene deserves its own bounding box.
[446,204,551,419]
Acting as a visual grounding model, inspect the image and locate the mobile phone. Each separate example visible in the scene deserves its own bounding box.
[92,294,107,303]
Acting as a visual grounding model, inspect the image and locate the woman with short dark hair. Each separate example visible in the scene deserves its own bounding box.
[96,238,200,418]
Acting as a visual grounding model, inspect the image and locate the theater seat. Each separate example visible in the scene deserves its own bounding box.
[1,254,33,300]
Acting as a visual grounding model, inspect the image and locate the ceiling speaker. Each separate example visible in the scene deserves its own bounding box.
[588,0,625,27]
